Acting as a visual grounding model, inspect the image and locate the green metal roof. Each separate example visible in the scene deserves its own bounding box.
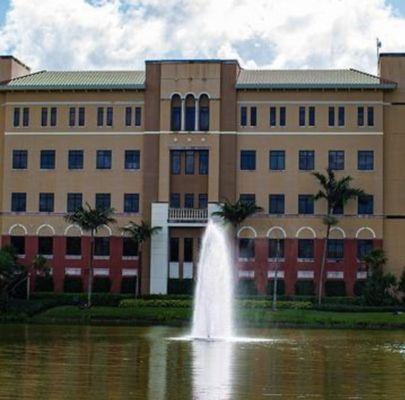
[236,68,396,90]
[0,70,145,90]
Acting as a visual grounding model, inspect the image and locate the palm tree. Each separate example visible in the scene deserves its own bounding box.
[65,202,116,307]
[121,221,161,296]
[313,168,365,305]
[212,199,263,228]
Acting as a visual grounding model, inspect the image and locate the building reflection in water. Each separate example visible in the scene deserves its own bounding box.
[192,340,234,400]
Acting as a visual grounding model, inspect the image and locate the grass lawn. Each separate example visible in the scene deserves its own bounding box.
[30,305,405,329]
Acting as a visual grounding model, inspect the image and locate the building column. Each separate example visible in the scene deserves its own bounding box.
[195,97,199,131]
[181,98,185,131]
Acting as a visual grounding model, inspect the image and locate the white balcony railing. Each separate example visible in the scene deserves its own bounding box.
[168,207,208,222]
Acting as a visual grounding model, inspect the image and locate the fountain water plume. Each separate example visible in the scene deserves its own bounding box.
[191,220,234,340]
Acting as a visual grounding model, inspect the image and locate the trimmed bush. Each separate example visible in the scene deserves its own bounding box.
[93,277,111,293]
[354,280,366,297]
[121,277,137,295]
[63,277,83,293]
[35,276,54,292]
[295,280,315,296]
[167,279,194,295]
[325,280,346,297]
[32,292,132,306]
[266,279,285,296]
[237,279,258,296]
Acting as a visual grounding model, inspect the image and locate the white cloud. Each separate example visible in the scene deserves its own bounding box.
[1,0,405,73]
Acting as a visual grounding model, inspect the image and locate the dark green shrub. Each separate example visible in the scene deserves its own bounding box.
[325,280,346,297]
[237,279,258,296]
[295,280,315,296]
[35,276,54,292]
[93,277,111,293]
[121,277,137,295]
[167,279,194,295]
[31,292,132,306]
[354,280,366,297]
[266,279,285,296]
[63,277,83,293]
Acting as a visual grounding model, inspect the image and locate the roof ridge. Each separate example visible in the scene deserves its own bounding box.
[0,69,47,85]
[349,68,397,85]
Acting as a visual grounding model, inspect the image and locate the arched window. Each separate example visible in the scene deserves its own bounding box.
[199,94,209,131]
[185,94,196,131]
[171,94,182,131]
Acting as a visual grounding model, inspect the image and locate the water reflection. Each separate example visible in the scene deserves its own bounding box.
[192,340,234,400]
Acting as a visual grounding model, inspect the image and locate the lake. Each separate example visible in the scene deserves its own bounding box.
[0,325,404,399]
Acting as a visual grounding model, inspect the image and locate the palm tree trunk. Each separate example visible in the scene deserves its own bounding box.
[318,224,331,306]
[88,231,94,307]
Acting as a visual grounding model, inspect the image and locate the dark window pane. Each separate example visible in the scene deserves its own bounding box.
[198,193,208,209]
[67,193,82,212]
[199,107,209,131]
[199,150,209,175]
[185,151,194,175]
[239,238,255,259]
[184,193,194,208]
[170,238,179,262]
[240,150,256,170]
[358,195,373,215]
[298,195,314,214]
[268,239,285,258]
[124,193,139,213]
[125,107,132,126]
[269,194,285,214]
[97,107,104,126]
[11,192,26,212]
[338,107,345,126]
[250,107,257,126]
[185,107,195,131]
[269,107,276,127]
[308,106,315,126]
[240,106,247,126]
[94,237,110,256]
[125,150,140,170]
[78,107,85,126]
[299,150,315,170]
[69,107,76,127]
[328,107,335,126]
[96,150,112,169]
[358,150,374,170]
[299,106,306,126]
[39,193,54,212]
[135,107,142,126]
[13,108,20,127]
[95,193,111,210]
[10,236,25,255]
[170,193,180,208]
[357,239,373,260]
[298,239,314,259]
[50,108,57,127]
[184,238,193,262]
[66,237,81,256]
[106,107,113,126]
[38,237,53,255]
[239,194,255,206]
[68,150,84,170]
[171,107,181,131]
[327,239,344,259]
[367,106,374,126]
[22,108,29,127]
[329,150,345,170]
[12,150,28,169]
[357,106,364,126]
[171,150,181,174]
[41,108,48,127]
[40,150,55,169]
[123,237,138,257]
[269,150,285,170]
[280,106,286,126]
[332,200,344,215]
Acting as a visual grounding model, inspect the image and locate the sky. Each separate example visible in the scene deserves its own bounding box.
[0,0,405,73]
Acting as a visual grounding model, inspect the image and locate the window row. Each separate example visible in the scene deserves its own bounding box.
[12,106,142,128]
[12,149,140,170]
[170,150,209,175]
[170,94,210,131]
[11,193,140,213]
[169,193,208,209]
[240,150,374,171]
[241,193,374,215]
[10,236,139,257]
[240,105,375,127]
[239,238,374,261]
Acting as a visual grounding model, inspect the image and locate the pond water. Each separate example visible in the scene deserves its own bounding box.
[0,325,404,399]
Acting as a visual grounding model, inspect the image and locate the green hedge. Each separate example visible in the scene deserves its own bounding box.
[237,279,258,296]
[295,280,315,296]
[64,277,83,293]
[325,280,346,297]
[93,277,111,293]
[35,276,54,292]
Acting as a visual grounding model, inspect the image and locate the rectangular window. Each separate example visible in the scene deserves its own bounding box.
[96,150,112,169]
[12,150,28,169]
[269,107,276,127]
[367,106,374,126]
[184,238,193,262]
[199,150,209,175]
[240,150,256,171]
[269,194,285,214]
[199,106,209,131]
[308,106,315,126]
[358,150,374,171]
[299,106,306,126]
[22,108,29,127]
[184,193,194,208]
[11,192,26,212]
[269,150,285,170]
[125,107,132,126]
[357,239,373,260]
[170,193,180,208]
[171,107,181,131]
[67,193,82,213]
[185,106,195,131]
[250,107,257,126]
[198,193,208,209]
[97,107,104,126]
[78,107,85,126]
[41,108,48,127]
[69,107,76,127]
[268,239,285,259]
[328,106,335,127]
[39,193,54,212]
[94,237,110,256]
[329,150,345,170]
[185,151,195,175]
[13,108,20,127]
[357,106,364,127]
[299,150,315,171]
[123,237,138,257]
[68,150,84,170]
[66,237,81,256]
[40,150,55,170]
[358,195,373,215]
[171,150,181,174]
[298,195,314,215]
[10,236,25,255]
[239,238,255,259]
[50,107,57,127]
[124,193,139,213]
[125,150,140,170]
[106,107,113,126]
[240,106,247,126]
[38,237,53,256]
[170,237,179,262]
[338,106,345,127]
[135,107,142,126]
[239,193,256,206]
[95,193,111,210]
[298,239,314,259]
[280,106,286,127]
[327,239,344,260]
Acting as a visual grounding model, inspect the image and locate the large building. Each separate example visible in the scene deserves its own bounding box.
[0,53,404,296]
